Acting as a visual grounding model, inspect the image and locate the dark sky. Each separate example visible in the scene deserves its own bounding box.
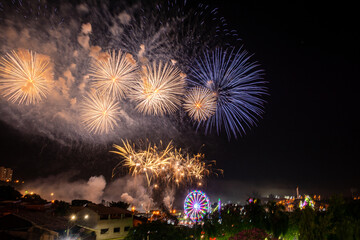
[0,1,359,201]
[207,1,360,198]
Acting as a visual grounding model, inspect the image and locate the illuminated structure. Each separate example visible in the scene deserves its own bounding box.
[299,195,315,209]
[71,204,133,240]
[0,166,13,182]
[184,190,210,222]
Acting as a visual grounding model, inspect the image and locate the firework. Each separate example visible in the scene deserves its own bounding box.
[79,91,121,134]
[189,48,267,139]
[183,86,217,122]
[111,140,173,186]
[131,61,185,115]
[0,49,53,104]
[112,140,221,186]
[89,50,138,99]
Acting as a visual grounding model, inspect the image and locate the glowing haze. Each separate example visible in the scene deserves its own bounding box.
[0,0,246,144]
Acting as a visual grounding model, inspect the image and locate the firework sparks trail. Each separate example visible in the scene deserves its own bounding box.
[79,91,121,134]
[189,48,267,139]
[111,140,173,186]
[0,49,53,104]
[183,86,217,122]
[111,140,222,186]
[131,61,186,115]
[89,50,138,99]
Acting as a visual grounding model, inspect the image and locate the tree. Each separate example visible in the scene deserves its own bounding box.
[326,195,360,240]
[109,201,130,209]
[71,199,92,206]
[0,185,22,200]
[266,201,289,238]
[53,200,70,216]
[229,228,273,240]
[22,193,47,203]
[298,206,331,240]
[244,199,267,230]
[125,221,192,240]
[299,207,317,240]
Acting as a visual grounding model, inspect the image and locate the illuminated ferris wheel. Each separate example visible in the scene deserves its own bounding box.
[184,190,210,222]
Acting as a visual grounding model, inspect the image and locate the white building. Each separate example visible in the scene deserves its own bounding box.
[71,204,133,240]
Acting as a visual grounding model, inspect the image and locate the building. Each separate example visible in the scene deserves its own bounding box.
[71,204,133,240]
[0,166,13,182]
[0,200,94,239]
[0,213,65,240]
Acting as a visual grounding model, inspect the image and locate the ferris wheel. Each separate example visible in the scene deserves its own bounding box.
[184,190,211,222]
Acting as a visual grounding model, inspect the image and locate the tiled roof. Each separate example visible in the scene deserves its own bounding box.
[86,204,133,216]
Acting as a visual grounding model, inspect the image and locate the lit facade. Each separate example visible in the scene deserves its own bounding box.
[0,166,13,182]
[72,204,133,240]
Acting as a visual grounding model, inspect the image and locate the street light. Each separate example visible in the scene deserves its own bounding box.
[67,215,76,238]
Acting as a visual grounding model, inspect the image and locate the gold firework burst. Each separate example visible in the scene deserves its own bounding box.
[0,49,53,104]
[89,50,138,99]
[80,91,121,134]
[183,86,217,122]
[131,61,185,115]
[111,139,221,187]
[111,140,173,186]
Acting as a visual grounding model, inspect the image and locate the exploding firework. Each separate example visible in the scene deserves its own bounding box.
[189,48,267,139]
[0,49,53,104]
[130,61,186,115]
[183,86,217,122]
[79,91,121,134]
[167,150,222,186]
[111,140,173,186]
[111,140,221,186]
[108,1,239,69]
[89,50,138,99]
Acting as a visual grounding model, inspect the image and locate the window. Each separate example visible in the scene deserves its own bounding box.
[100,228,109,234]
[100,214,108,220]
[114,227,120,233]
[124,226,130,231]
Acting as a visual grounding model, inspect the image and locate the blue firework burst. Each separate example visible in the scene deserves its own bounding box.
[189,47,267,139]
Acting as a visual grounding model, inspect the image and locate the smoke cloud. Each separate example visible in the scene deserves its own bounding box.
[0,0,237,148]
[22,173,159,212]
[22,173,106,203]
[0,1,195,147]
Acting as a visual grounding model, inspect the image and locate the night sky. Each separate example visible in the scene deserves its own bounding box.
[0,1,359,202]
